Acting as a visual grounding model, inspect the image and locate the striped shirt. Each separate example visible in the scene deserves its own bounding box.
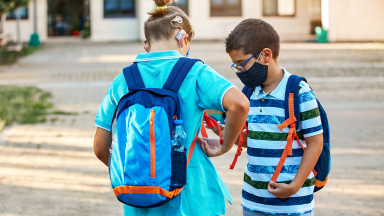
[242,68,323,215]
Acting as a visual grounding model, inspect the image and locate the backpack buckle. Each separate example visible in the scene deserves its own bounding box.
[277,116,297,131]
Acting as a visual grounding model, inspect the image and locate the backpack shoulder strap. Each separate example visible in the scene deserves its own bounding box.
[285,75,307,130]
[163,58,202,93]
[123,63,146,91]
[242,86,254,101]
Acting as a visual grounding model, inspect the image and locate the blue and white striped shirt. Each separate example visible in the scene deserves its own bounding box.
[242,68,323,215]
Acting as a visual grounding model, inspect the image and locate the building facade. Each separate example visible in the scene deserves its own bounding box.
[0,0,383,43]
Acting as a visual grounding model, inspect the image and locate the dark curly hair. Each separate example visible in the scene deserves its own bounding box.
[225,19,280,59]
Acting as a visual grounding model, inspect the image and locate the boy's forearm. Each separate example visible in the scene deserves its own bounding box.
[223,111,247,152]
[234,130,248,148]
[222,108,248,152]
[291,134,323,190]
[221,88,250,153]
[94,128,112,167]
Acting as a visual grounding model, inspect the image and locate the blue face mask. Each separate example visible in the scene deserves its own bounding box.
[186,49,190,57]
[236,53,268,88]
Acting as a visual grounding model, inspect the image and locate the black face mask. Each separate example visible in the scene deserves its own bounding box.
[236,61,268,88]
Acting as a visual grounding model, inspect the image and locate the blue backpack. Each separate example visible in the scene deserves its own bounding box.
[109,58,201,208]
[242,75,331,192]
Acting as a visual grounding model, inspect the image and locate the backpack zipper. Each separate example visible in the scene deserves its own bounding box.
[149,109,156,179]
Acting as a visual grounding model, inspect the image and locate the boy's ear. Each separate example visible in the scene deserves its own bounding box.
[262,48,273,64]
[144,41,150,53]
[179,34,189,48]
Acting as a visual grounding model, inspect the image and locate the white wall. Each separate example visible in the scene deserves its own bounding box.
[188,0,311,41]
[90,0,140,42]
[328,0,384,42]
[2,0,47,43]
[138,0,153,41]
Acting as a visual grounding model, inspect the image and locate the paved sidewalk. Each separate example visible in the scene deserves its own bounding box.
[0,42,383,216]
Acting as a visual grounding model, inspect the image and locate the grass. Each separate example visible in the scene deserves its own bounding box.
[0,45,42,65]
[51,110,78,115]
[0,86,53,126]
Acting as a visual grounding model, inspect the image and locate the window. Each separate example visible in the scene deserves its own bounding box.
[263,0,295,17]
[210,0,242,17]
[104,0,135,18]
[6,7,29,20]
[169,0,189,15]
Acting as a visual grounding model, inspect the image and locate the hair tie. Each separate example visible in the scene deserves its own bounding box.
[156,5,167,10]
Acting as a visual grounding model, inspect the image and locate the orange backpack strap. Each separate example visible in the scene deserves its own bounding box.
[277,93,297,132]
[200,121,208,138]
[203,111,223,144]
[229,123,248,169]
[271,127,295,182]
[187,131,199,167]
[271,93,299,182]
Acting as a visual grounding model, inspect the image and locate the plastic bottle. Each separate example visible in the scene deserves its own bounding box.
[171,120,186,152]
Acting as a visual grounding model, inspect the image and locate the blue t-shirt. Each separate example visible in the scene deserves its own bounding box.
[95,50,235,216]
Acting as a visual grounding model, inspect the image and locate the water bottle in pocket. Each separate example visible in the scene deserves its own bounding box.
[170,120,187,188]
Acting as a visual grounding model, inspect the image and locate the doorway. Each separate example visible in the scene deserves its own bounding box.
[309,0,322,34]
[47,0,90,37]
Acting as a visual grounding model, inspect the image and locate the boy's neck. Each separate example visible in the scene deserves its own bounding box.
[150,42,180,53]
[261,60,284,94]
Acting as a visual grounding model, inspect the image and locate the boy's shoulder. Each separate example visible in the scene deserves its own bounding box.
[297,79,312,94]
[109,72,127,92]
[284,71,313,94]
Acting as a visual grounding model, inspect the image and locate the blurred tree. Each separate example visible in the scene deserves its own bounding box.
[12,0,30,9]
[0,0,15,16]
[0,0,14,45]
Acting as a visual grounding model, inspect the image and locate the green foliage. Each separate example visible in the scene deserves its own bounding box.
[0,0,31,15]
[0,45,41,65]
[0,86,53,126]
[51,110,78,115]
[13,0,30,9]
[82,21,91,39]
[0,0,14,15]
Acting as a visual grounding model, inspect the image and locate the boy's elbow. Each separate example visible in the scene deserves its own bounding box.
[93,143,103,160]
[235,99,250,116]
[94,140,108,161]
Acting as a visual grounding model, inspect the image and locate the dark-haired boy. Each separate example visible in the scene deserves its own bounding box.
[198,19,323,216]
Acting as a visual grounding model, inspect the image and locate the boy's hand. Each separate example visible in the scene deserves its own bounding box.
[205,122,225,138]
[198,137,225,157]
[268,181,300,199]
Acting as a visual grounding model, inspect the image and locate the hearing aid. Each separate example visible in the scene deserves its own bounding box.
[176,29,188,48]
[143,40,150,53]
[171,16,183,24]
[170,16,189,55]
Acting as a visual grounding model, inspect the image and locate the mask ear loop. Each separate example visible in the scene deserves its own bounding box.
[256,51,268,65]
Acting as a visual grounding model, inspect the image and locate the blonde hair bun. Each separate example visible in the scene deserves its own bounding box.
[149,0,173,16]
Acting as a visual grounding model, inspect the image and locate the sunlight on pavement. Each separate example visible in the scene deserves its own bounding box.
[0,167,110,193]
[3,126,94,148]
[0,214,31,216]
[316,202,384,214]
[332,148,384,155]
[77,55,137,63]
